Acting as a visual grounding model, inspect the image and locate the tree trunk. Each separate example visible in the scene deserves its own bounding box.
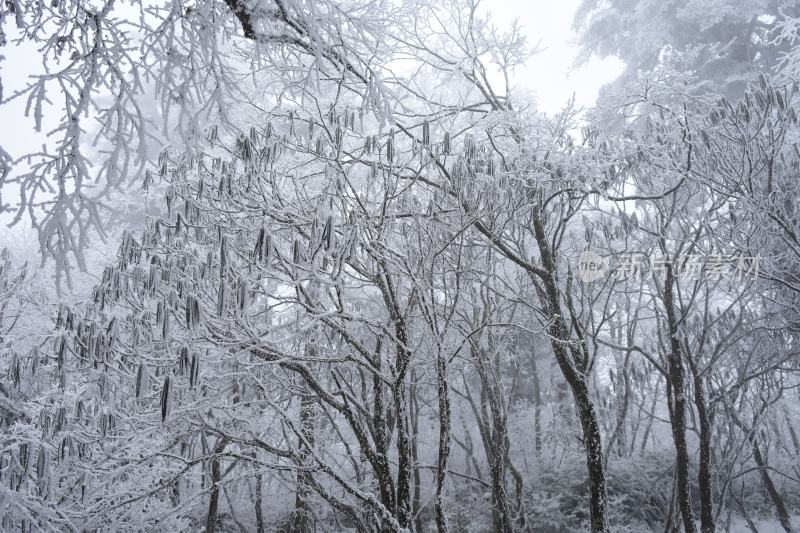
[784,410,800,454]
[663,265,696,533]
[531,214,609,532]
[691,370,714,533]
[254,467,265,533]
[751,438,792,532]
[394,379,413,529]
[410,369,423,533]
[639,381,661,455]
[728,404,793,533]
[571,372,610,533]
[463,368,513,533]
[435,350,451,533]
[370,342,397,514]
[291,358,317,533]
[379,266,414,529]
[205,437,229,533]
[530,342,543,456]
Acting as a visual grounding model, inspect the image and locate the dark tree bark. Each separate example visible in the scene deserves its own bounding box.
[410,369,423,533]
[205,437,229,533]
[254,468,265,533]
[662,264,696,533]
[378,265,414,529]
[393,379,413,529]
[689,366,714,533]
[531,213,609,532]
[371,345,397,514]
[435,349,451,533]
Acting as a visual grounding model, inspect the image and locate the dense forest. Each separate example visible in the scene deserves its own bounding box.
[2,1,800,531]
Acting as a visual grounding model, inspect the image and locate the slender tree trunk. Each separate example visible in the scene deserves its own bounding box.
[531,214,609,532]
[726,407,791,533]
[663,265,696,533]
[504,436,526,529]
[291,387,316,533]
[457,417,480,477]
[394,378,413,528]
[605,347,632,470]
[254,468,265,533]
[571,372,609,532]
[379,266,414,529]
[664,465,678,533]
[489,458,512,533]
[435,350,451,533]
[463,368,513,533]
[205,437,229,533]
[751,438,792,532]
[640,381,661,455]
[485,396,513,533]
[530,343,543,456]
[291,336,318,533]
[691,370,714,533]
[490,407,513,533]
[784,410,800,454]
[410,369,423,533]
[371,341,397,514]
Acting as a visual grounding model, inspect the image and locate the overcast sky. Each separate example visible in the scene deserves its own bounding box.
[487,0,623,113]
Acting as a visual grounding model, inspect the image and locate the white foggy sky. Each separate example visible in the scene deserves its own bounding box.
[486,0,624,113]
